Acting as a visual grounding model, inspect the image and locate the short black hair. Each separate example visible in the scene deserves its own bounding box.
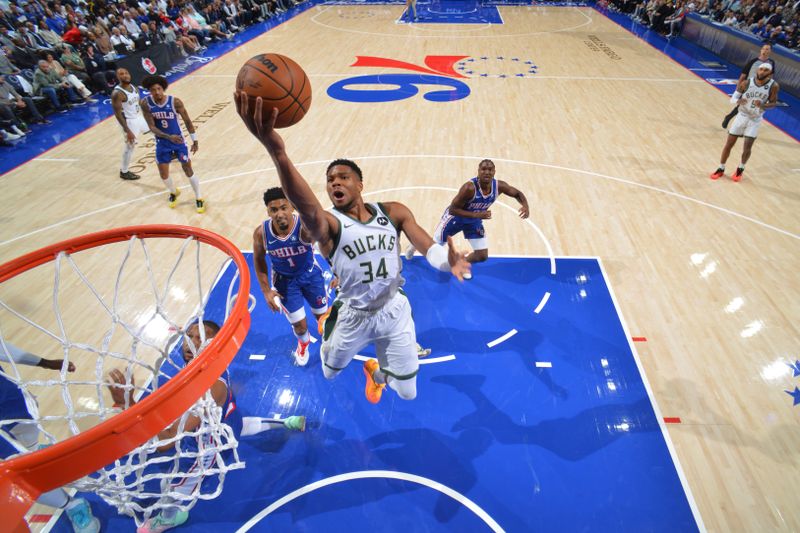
[479,158,494,167]
[327,158,363,181]
[187,319,220,337]
[263,187,286,206]
[142,74,168,91]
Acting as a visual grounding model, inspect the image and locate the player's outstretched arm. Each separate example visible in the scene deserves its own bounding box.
[0,342,76,372]
[384,202,470,281]
[175,97,198,153]
[235,92,334,244]
[498,180,529,219]
[252,225,281,312]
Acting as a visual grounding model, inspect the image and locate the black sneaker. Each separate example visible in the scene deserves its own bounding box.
[119,171,140,180]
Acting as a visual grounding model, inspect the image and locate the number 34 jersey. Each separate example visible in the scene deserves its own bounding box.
[330,203,404,311]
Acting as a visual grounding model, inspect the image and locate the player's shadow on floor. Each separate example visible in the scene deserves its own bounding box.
[236,423,531,531]
[432,374,659,461]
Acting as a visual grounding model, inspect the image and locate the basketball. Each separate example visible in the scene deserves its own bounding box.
[236,53,312,129]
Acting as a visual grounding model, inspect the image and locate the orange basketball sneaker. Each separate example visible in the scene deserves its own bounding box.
[363,359,385,404]
[317,307,332,335]
[710,168,724,180]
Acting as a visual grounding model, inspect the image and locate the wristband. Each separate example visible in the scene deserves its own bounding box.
[425,242,450,272]
[730,91,742,104]
[190,132,197,142]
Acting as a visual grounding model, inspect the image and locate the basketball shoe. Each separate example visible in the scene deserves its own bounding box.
[168,189,180,208]
[283,415,306,431]
[317,308,332,335]
[732,167,744,182]
[292,339,310,366]
[119,170,140,180]
[709,168,724,180]
[363,359,385,404]
[65,498,100,533]
[196,199,205,213]
[137,510,189,533]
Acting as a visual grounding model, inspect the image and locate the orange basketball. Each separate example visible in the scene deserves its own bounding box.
[236,53,312,128]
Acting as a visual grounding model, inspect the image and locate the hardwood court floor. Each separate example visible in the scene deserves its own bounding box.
[2,4,798,532]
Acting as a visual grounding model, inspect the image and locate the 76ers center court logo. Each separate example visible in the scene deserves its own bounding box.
[327,55,538,103]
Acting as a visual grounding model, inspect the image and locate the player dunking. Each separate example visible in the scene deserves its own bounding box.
[235,93,470,404]
[710,63,779,183]
[141,75,205,213]
[253,187,329,366]
[405,159,529,279]
[112,68,149,181]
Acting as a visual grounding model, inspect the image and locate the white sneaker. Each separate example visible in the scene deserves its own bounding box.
[11,125,27,136]
[293,340,310,366]
[2,130,21,140]
[404,245,415,260]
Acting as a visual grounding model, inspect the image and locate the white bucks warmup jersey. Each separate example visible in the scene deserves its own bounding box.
[113,84,141,120]
[330,203,403,310]
[740,78,774,119]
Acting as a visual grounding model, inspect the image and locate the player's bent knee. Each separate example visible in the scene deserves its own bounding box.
[389,378,417,400]
[322,365,341,380]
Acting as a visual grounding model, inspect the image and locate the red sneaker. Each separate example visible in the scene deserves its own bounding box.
[732,168,744,182]
[710,169,724,180]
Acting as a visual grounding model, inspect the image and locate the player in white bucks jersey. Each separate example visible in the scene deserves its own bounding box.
[235,94,470,404]
[710,62,779,182]
[111,68,150,181]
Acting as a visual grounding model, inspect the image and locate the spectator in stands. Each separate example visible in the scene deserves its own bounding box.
[111,26,135,52]
[61,22,85,47]
[44,7,67,34]
[665,0,693,37]
[722,9,739,25]
[33,59,82,111]
[32,19,63,49]
[0,73,48,126]
[161,18,201,55]
[222,0,242,31]
[82,44,117,95]
[92,22,114,56]
[0,45,21,75]
[177,8,209,45]
[16,24,56,57]
[122,11,142,37]
[140,21,161,47]
[45,51,93,100]
[189,6,232,40]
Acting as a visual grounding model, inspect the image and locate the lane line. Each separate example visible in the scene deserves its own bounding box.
[487,329,517,348]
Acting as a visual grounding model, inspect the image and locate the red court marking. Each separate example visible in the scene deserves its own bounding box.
[632,337,647,342]
[29,514,52,523]
[663,417,682,424]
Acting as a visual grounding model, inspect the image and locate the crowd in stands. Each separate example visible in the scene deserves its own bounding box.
[0,0,302,145]
[608,0,799,48]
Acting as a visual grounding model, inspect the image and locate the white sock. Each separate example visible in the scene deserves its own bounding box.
[38,488,70,509]
[121,143,135,172]
[718,164,725,171]
[188,174,201,198]
[240,416,284,436]
[737,164,745,170]
[295,330,310,343]
[163,176,176,193]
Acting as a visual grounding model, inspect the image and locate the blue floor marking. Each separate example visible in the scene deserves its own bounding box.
[58,255,699,532]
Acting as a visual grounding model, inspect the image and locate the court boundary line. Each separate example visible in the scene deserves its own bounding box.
[596,257,707,532]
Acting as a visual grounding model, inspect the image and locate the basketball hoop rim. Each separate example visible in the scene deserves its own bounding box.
[0,225,251,531]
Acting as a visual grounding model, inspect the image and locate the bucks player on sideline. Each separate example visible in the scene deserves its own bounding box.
[112,68,149,181]
[235,94,470,404]
[404,159,529,280]
[1,342,100,533]
[254,187,329,366]
[141,75,205,213]
[108,321,305,533]
[710,63,779,183]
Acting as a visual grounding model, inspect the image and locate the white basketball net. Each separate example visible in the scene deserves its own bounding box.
[0,233,246,526]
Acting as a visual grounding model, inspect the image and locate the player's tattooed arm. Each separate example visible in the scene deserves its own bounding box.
[175,97,198,153]
[111,90,135,144]
[447,182,490,219]
[498,180,529,219]
[761,81,779,110]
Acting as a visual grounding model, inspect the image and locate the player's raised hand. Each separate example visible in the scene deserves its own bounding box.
[234,92,283,154]
[446,236,471,282]
[107,368,136,408]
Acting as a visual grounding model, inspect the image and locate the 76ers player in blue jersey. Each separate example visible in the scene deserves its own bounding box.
[253,188,330,366]
[141,75,206,214]
[405,159,529,279]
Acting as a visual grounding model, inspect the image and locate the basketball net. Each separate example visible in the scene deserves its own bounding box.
[0,227,250,527]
